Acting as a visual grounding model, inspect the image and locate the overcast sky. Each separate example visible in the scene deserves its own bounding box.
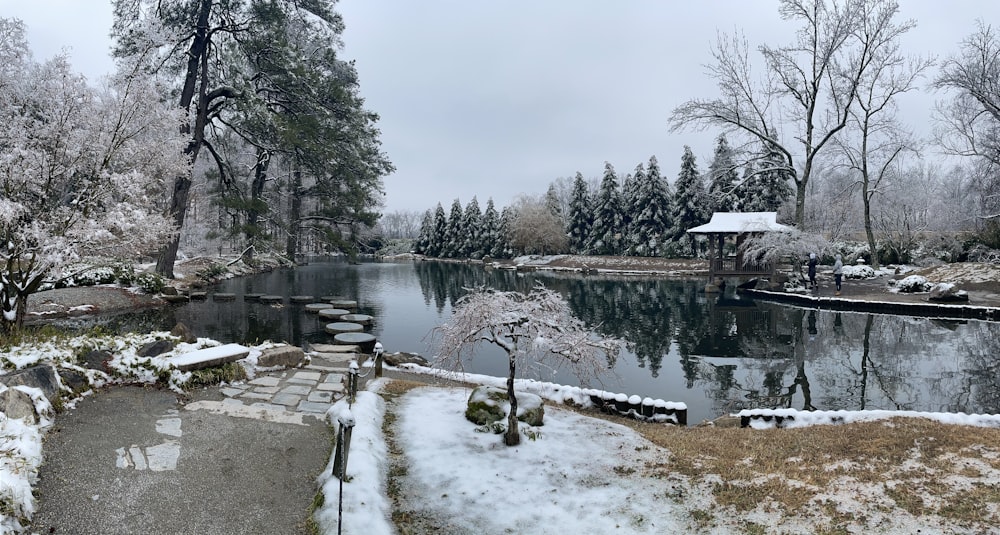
[2,1,995,214]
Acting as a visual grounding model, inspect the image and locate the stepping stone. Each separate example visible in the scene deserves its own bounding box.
[320,295,346,303]
[161,295,190,304]
[289,295,315,303]
[189,292,208,300]
[317,308,350,320]
[333,332,377,353]
[327,299,357,311]
[259,295,284,303]
[244,293,264,301]
[324,322,364,335]
[304,303,334,313]
[213,293,236,301]
[164,343,250,372]
[340,313,373,326]
[309,343,356,353]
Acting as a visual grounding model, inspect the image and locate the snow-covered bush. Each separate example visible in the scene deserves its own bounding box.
[135,273,165,294]
[966,245,1000,264]
[842,264,876,279]
[889,275,931,293]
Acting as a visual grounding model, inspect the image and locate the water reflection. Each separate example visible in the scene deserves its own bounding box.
[58,259,1000,423]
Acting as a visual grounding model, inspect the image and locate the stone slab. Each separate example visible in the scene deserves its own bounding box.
[280,385,312,396]
[165,343,250,372]
[249,376,281,387]
[297,401,331,414]
[272,393,302,406]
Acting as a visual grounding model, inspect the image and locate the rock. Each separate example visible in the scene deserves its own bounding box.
[258,345,305,368]
[382,352,429,367]
[170,322,198,344]
[0,365,59,401]
[81,349,113,371]
[465,385,544,427]
[161,294,190,304]
[161,286,179,296]
[0,388,39,424]
[891,275,931,293]
[139,339,176,358]
[58,369,90,395]
[928,283,969,302]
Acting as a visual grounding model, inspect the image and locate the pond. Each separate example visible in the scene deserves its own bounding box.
[95,258,1000,424]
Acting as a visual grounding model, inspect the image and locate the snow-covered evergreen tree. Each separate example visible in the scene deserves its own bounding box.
[480,199,500,258]
[673,146,710,256]
[707,134,739,213]
[586,163,625,255]
[492,206,514,258]
[460,197,483,258]
[737,144,794,213]
[441,199,464,258]
[620,169,640,253]
[414,209,434,254]
[566,172,592,254]
[427,203,448,257]
[628,156,673,256]
[544,185,563,223]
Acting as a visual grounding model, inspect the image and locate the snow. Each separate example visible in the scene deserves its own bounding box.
[739,408,1000,429]
[164,343,250,368]
[686,211,793,234]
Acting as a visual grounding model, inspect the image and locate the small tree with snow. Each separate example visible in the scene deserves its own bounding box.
[740,228,832,279]
[432,286,621,446]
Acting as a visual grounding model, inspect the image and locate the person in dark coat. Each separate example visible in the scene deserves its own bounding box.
[807,253,818,289]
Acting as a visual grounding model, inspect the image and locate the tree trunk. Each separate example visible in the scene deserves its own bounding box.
[286,167,302,259]
[245,150,270,263]
[154,0,214,279]
[504,354,520,446]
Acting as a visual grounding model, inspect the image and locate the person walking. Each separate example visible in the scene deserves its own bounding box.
[833,254,844,296]
[807,253,818,289]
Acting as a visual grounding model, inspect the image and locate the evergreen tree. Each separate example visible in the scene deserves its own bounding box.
[544,185,563,222]
[442,199,464,258]
[427,203,447,257]
[586,162,625,255]
[480,198,500,258]
[620,169,640,253]
[566,172,592,254]
[737,144,794,213]
[415,209,434,254]
[629,156,673,256]
[492,206,514,258]
[673,146,709,256]
[460,197,483,258]
[707,134,739,213]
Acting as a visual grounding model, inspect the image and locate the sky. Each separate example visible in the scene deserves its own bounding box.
[2,1,997,214]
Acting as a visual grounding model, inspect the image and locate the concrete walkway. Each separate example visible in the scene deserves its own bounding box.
[30,352,356,534]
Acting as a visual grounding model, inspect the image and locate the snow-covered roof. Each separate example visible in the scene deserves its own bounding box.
[686,212,793,234]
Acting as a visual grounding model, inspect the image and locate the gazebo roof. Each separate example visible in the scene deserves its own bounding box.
[686,212,793,234]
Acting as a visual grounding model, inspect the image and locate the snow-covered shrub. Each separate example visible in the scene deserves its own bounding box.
[842,264,876,279]
[966,244,1000,264]
[135,272,165,294]
[889,275,931,293]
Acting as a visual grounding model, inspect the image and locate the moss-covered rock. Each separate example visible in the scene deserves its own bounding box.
[465,385,544,426]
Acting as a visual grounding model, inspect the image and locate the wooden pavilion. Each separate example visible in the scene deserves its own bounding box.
[686,212,793,292]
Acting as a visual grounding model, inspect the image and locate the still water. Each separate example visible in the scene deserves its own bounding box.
[110,259,1000,424]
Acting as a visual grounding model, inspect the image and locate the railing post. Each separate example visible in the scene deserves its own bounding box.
[348,361,359,405]
[334,409,355,535]
[373,341,384,378]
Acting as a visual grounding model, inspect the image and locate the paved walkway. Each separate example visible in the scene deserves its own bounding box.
[30,351,357,534]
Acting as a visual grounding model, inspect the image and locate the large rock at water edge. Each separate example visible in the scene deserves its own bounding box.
[466,385,544,427]
[928,282,969,302]
[382,352,429,367]
[258,345,305,368]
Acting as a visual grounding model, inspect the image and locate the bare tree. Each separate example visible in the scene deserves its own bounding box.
[741,229,833,278]
[933,21,1000,219]
[508,195,569,255]
[376,210,422,239]
[670,0,903,228]
[431,286,621,446]
[833,1,931,268]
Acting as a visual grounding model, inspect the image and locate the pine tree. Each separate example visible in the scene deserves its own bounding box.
[620,169,641,253]
[566,172,592,254]
[442,199,465,258]
[707,134,739,213]
[415,209,434,254]
[492,206,514,258]
[586,162,625,255]
[673,146,709,256]
[427,203,448,257]
[629,156,673,256]
[460,197,483,258]
[737,144,794,213]
[480,198,500,258]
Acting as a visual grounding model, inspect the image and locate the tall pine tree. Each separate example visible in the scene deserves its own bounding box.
[629,156,673,256]
[480,198,500,258]
[566,172,592,254]
[427,203,448,257]
[415,209,434,254]
[460,197,483,258]
[586,162,625,255]
[492,206,514,258]
[673,146,709,256]
[737,144,794,213]
[707,134,739,213]
[442,199,464,258]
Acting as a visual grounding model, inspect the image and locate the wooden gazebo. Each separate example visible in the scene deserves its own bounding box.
[687,212,793,292]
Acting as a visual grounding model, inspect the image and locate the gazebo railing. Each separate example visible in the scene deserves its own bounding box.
[711,258,772,276]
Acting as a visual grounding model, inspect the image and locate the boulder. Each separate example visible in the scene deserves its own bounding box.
[0,365,59,401]
[81,349,112,371]
[139,339,176,358]
[258,345,305,368]
[58,369,90,396]
[161,286,179,296]
[0,388,39,424]
[891,275,931,293]
[170,322,198,344]
[465,385,544,427]
[928,283,970,302]
[382,352,429,367]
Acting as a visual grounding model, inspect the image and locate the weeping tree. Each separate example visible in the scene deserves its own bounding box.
[432,286,621,446]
